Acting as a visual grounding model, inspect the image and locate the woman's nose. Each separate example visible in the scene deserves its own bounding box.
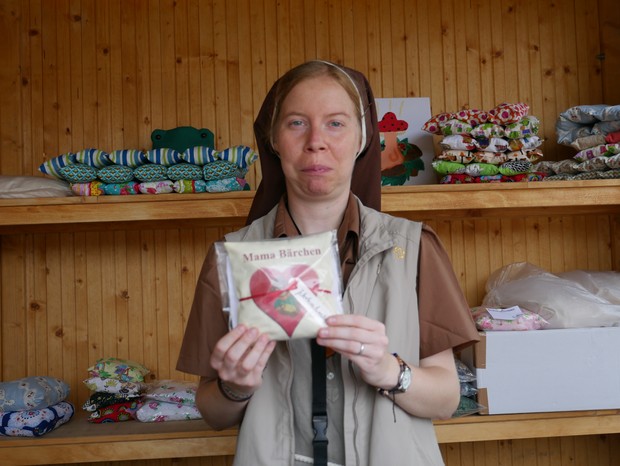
[305,125,327,152]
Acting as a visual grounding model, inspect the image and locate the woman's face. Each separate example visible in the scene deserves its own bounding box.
[272,74,361,204]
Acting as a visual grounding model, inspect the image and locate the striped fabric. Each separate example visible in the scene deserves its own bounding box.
[182,146,218,165]
[216,145,258,169]
[145,148,183,166]
[106,149,148,168]
[74,148,112,168]
[38,153,76,179]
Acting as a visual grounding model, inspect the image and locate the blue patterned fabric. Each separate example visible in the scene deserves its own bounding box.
[0,376,70,413]
[0,401,74,437]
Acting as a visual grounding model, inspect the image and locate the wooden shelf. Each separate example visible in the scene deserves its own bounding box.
[1,180,619,464]
[2,409,619,465]
[0,180,618,232]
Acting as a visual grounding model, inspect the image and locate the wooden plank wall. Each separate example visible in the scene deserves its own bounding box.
[0,0,618,179]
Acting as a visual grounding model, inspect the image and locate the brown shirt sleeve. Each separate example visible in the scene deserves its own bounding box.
[176,243,229,378]
[417,224,480,359]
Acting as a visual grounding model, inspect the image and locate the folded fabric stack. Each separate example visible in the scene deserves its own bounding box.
[82,357,149,423]
[39,145,258,196]
[541,104,620,180]
[0,376,74,437]
[135,379,202,422]
[422,103,546,184]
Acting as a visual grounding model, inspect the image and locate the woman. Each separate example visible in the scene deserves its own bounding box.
[177,60,479,466]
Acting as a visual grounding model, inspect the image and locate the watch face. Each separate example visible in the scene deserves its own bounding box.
[400,367,412,391]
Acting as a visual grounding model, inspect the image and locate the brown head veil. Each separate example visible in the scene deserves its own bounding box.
[246,61,382,225]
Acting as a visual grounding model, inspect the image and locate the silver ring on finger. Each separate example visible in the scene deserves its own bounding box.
[357,343,365,356]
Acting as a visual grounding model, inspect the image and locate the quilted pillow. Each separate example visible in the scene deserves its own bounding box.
[464,163,500,177]
[97,165,134,184]
[488,102,529,125]
[422,112,455,135]
[102,182,141,195]
[498,160,532,175]
[106,149,148,168]
[204,160,242,180]
[471,151,507,165]
[0,401,74,437]
[138,180,174,194]
[172,180,208,193]
[83,391,141,412]
[439,135,478,151]
[452,109,491,127]
[0,376,70,413]
[134,164,168,182]
[88,357,150,383]
[59,163,98,183]
[470,123,505,139]
[135,400,202,422]
[436,150,475,164]
[474,137,509,152]
[70,181,106,196]
[167,162,203,181]
[508,136,543,151]
[87,400,139,423]
[73,148,111,168]
[83,377,145,395]
[204,177,247,192]
[431,160,466,175]
[145,148,183,166]
[144,380,197,406]
[504,116,540,139]
[440,119,473,136]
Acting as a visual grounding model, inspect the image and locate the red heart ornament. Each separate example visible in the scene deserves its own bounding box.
[249,264,319,337]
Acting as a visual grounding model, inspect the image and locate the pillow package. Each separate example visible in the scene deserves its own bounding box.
[482,262,620,328]
[216,231,344,340]
[0,376,73,437]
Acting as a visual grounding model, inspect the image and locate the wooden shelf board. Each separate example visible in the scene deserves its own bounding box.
[2,409,619,465]
[434,409,620,444]
[0,180,618,229]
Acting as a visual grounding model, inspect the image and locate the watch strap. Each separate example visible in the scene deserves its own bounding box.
[377,353,409,396]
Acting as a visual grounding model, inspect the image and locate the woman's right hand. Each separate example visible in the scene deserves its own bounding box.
[209,324,276,396]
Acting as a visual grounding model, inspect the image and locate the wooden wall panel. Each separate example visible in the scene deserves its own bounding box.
[1,212,616,396]
[1,0,618,177]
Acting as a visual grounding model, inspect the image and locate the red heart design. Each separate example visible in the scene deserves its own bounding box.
[249,264,319,337]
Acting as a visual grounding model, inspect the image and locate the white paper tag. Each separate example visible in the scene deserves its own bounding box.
[487,305,524,321]
[289,277,332,325]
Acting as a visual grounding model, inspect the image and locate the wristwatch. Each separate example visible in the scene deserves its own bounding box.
[378,353,412,396]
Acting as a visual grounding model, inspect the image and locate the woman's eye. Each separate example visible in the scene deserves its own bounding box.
[289,119,305,127]
[328,121,344,128]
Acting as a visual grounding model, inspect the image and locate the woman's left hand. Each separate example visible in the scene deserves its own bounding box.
[316,314,399,390]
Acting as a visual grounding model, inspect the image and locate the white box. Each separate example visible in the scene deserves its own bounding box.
[469,327,620,415]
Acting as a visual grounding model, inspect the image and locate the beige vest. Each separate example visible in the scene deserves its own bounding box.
[227,200,444,466]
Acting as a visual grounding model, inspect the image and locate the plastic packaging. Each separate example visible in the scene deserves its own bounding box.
[482,262,620,329]
[215,230,344,340]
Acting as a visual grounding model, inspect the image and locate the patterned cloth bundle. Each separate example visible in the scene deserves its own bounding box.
[39,145,258,196]
[422,102,546,184]
[135,380,202,422]
[0,376,74,437]
[82,357,149,423]
[544,104,620,180]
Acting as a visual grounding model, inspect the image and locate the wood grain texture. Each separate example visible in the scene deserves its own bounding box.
[1,0,618,177]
